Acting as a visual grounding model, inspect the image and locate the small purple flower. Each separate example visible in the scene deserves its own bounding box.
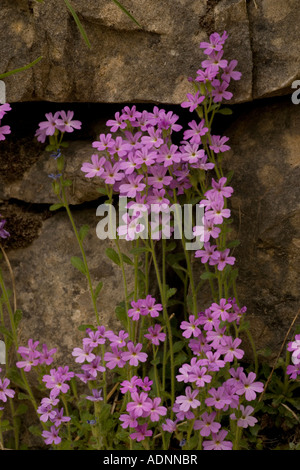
[0,378,15,402]
[175,386,201,412]
[202,430,233,450]
[194,411,221,437]
[181,91,205,112]
[85,389,103,402]
[81,154,106,178]
[144,324,166,346]
[42,426,61,446]
[130,423,152,442]
[121,342,147,367]
[55,110,82,133]
[0,215,10,239]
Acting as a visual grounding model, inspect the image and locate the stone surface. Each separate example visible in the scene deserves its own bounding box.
[0,140,104,205]
[1,207,135,365]
[1,0,300,104]
[221,96,300,359]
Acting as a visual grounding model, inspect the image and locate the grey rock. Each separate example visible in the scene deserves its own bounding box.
[1,0,299,104]
[1,207,135,365]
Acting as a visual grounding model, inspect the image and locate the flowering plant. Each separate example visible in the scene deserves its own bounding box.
[0,31,299,451]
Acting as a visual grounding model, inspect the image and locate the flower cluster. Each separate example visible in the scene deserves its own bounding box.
[286,334,300,379]
[161,297,263,450]
[0,213,10,240]
[119,376,167,442]
[35,110,82,143]
[0,368,15,410]
[16,339,57,372]
[0,103,11,141]
[39,366,74,445]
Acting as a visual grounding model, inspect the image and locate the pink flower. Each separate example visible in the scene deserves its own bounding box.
[104,345,126,370]
[183,119,208,144]
[181,91,205,112]
[162,419,177,433]
[119,413,138,429]
[37,111,61,136]
[175,386,201,412]
[55,110,82,133]
[210,298,232,322]
[180,315,201,338]
[0,378,15,402]
[235,372,264,401]
[72,345,96,363]
[42,426,61,446]
[209,135,230,153]
[16,351,40,372]
[130,423,152,442]
[144,324,166,346]
[205,386,232,410]
[92,133,114,151]
[230,405,257,428]
[194,411,221,437]
[140,295,163,318]
[0,103,11,119]
[126,391,152,418]
[146,397,167,422]
[212,79,233,102]
[210,248,236,271]
[203,430,233,450]
[218,337,244,363]
[0,124,11,141]
[119,174,146,198]
[81,155,106,178]
[121,342,147,367]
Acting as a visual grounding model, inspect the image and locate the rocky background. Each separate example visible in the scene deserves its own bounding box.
[0,0,300,367]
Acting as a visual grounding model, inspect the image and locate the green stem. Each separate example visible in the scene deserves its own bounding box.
[149,238,175,410]
[60,182,100,325]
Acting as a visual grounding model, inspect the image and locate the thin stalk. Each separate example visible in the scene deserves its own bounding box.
[60,182,100,325]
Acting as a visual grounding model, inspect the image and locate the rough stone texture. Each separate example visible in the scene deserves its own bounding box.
[1,0,300,104]
[1,208,135,366]
[0,140,104,205]
[221,96,300,359]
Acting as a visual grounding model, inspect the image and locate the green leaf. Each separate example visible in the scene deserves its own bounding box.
[79,224,90,242]
[7,368,25,389]
[217,107,233,115]
[130,246,151,255]
[78,324,96,332]
[121,253,134,265]
[70,256,87,275]
[14,403,28,416]
[105,247,121,266]
[111,0,142,27]
[115,304,128,328]
[200,271,216,280]
[63,0,91,48]
[0,325,13,341]
[17,392,32,401]
[171,341,185,355]
[97,187,108,195]
[60,141,69,148]
[166,287,177,299]
[94,281,103,299]
[0,420,13,432]
[49,203,64,211]
[0,56,43,80]
[62,179,72,187]
[14,309,23,328]
[227,239,240,249]
[28,425,42,437]
[45,144,56,152]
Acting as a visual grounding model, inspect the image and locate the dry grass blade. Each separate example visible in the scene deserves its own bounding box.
[258,309,300,403]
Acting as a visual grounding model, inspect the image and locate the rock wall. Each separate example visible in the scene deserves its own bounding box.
[0,0,300,363]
